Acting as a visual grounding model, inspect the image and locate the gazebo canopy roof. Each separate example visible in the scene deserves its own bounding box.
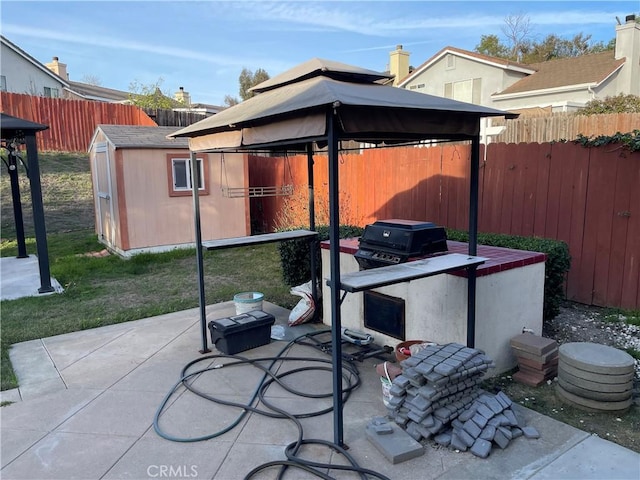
[170,58,515,152]
[1,113,48,138]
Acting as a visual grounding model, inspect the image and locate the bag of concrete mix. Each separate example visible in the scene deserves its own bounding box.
[288,281,315,326]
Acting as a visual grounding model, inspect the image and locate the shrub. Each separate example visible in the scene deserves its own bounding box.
[278,225,364,286]
[446,230,571,321]
[578,94,640,115]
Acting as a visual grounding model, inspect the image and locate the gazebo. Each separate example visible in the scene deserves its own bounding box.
[0,113,54,294]
[170,58,514,446]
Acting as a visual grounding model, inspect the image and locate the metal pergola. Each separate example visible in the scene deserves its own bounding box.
[1,113,54,294]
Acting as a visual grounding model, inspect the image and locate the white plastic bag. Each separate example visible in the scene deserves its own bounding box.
[288,281,315,326]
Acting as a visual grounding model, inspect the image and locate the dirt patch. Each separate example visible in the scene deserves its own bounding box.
[484,301,640,453]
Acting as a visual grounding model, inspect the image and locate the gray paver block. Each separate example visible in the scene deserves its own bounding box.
[480,425,496,441]
[503,409,519,427]
[496,390,513,408]
[415,362,434,376]
[450,432,468,452]
[471,412,488,429]
[421,414,435,428]
[434,431,452,447]
[498,426,513,440]
[493,429,510,449]
[366,421,425,464]
[463,419,482,438]
[476,403,494,420]
[427,417,444,435]
[389,384,406,397]
[434,362,457,376]
[392,375,410,388]
[456,427,475,447]
[511,427,523,439]
[522,425,540,439]
[485,396,504,414]
[470,438,492,458]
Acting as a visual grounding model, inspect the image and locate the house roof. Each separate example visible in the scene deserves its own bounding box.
[95,125,188,149]
[398,46,535,87]
[67,81,130,102]
[496,50,625,95]
[0,35,70,88]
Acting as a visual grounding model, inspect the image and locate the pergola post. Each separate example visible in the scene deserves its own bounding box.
[306,143,318,313]
[24,134,53,293]
[466,134,481,347]
[326,111,345,447]
[191,150,210,353]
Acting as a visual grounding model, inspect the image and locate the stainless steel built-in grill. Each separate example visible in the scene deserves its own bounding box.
[354,219,448,270]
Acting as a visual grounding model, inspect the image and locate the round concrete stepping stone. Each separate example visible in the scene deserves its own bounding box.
[558,362,635,384]
[558,343,634,375]
[555,384,633,413]
[557,366,633,393]
[558,377,632,402]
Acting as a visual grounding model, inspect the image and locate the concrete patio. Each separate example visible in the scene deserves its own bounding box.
[1,300,639,479]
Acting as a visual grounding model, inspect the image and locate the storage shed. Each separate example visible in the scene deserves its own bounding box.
[88,125,249,256]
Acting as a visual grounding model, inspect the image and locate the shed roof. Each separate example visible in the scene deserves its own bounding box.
[96,125,188,149]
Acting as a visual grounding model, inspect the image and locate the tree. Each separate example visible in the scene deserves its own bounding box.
[578,94,640,115]
[475,34,510,58]
[128,78,177,109]
[475,13,616,63]
[224,68,270,106]
[81,74,102,86]
[501,13,533,61]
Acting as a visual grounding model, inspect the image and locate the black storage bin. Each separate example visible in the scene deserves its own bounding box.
[208,310,275,354]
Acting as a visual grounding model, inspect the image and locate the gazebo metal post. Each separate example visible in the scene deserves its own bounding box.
[24,134,53,293]
[326,111,345,446]
[466,134,481,348]
[306,143,318,312]
[7,152,28,258]
[191,151,210,353]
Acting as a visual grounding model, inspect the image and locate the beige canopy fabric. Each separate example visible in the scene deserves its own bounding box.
[169,60,513,149]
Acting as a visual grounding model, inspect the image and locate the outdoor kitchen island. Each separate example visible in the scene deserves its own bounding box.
[321,239,546,375]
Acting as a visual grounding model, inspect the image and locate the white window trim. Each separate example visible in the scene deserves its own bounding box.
[171,157,204,192]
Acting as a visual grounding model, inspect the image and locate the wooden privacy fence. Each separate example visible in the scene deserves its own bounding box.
[493,112,640,144]
[249,142,639,309]
[0,92,156,151]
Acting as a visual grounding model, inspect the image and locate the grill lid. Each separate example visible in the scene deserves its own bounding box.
[355,219,448,269]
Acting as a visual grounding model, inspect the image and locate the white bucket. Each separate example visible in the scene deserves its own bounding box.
[234,292,264,315]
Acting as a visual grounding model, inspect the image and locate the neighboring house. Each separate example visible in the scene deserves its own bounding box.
[394,15,639,115]
[88,125,249,256]
[0,35,69,98]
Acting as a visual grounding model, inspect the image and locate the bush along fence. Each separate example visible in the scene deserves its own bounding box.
[446,230,571,322]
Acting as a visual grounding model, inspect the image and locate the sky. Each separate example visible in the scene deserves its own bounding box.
[1,1,638,106]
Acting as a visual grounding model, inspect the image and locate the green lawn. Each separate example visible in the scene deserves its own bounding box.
[0,231,297,390]
[0,151,296,390]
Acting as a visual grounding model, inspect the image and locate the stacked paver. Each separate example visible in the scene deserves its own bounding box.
[385,343,540,458]
[510,333,558,387]
[557,342,635,412]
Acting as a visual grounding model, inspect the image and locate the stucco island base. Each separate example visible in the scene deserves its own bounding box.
[321,240,546,376]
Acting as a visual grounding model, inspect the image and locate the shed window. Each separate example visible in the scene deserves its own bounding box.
[166,154,209,197]
[43,86,59,98]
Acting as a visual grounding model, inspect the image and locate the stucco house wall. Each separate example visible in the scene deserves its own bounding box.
[0,37,67,96]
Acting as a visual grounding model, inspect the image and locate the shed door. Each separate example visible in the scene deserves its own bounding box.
[93,143,115,246]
